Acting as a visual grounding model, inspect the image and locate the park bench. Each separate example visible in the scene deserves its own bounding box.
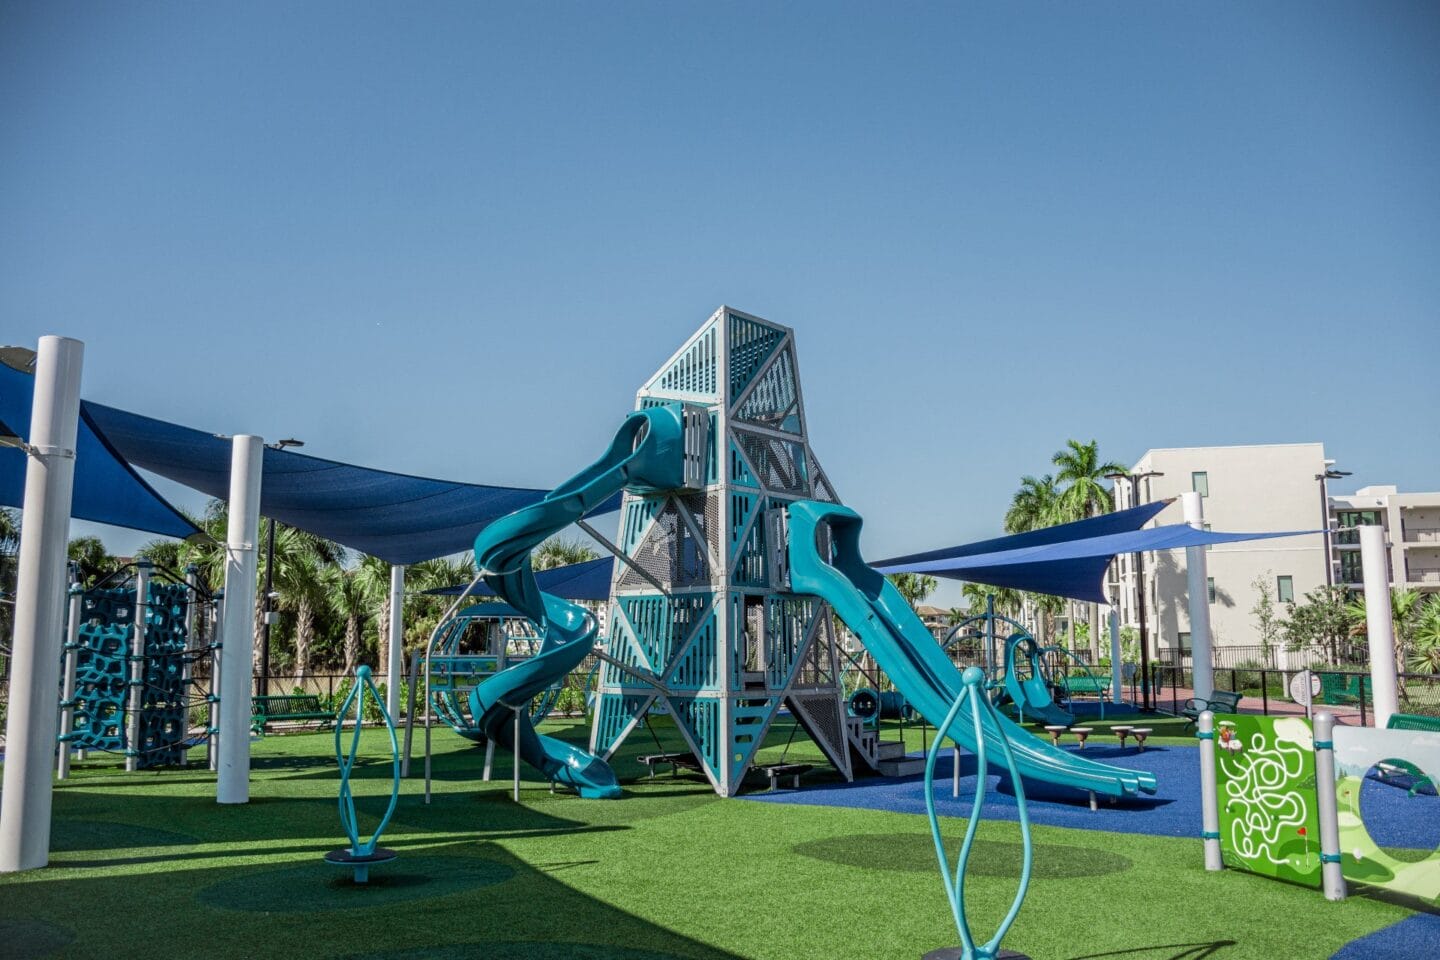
[1317,672,1373,707]
[759,762,813,792]
[1060,675,1111,698]
[1182,689,1243,730]
[1378,713,1440,797]
[250,694,336,736]
[637,751,703,778]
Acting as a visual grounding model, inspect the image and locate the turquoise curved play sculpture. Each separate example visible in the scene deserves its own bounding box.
[924,666,1033,960]
[324,665,401,883]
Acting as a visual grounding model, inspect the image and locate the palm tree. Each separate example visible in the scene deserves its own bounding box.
[1408,598,1440,675]
[355,554,398,677]
[67,536,121,587]
[1052,439,1126,523]
[326,566,372,674]
[1052,439,1126,658]
[532,536,598,571]
[1004,474,1061,534]
[887,572,937,610]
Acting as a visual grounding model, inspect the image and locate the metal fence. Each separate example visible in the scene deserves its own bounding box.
[1130,663,1440,721]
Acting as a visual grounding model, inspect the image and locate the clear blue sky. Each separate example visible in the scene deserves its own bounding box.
[2,3,1437,605]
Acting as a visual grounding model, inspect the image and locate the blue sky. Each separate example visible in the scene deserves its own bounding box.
[2,3,1437,604]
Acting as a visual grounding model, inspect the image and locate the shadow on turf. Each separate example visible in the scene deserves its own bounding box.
[1060,940,1237,960]
[8,840,748,960]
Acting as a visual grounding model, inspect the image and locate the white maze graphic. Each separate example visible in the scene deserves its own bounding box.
[1221,725,1313,867]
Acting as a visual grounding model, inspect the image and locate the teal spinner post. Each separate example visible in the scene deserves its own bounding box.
[325,665,400,884]
[923,666,1033,960]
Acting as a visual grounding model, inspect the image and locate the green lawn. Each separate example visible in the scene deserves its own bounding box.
[0,716,1419,960]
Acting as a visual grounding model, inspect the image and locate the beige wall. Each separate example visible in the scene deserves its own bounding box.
[1114,443,1329,654]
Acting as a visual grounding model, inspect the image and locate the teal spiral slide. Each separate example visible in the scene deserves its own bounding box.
[468,403,688,799]
[787,500,1156,800]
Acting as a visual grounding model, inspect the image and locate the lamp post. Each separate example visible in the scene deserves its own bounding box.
[1315,464,1351,588]
[1106,470,1164,711]
[257,438,303,699]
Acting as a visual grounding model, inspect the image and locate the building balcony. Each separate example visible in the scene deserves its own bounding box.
[1407,567,1440,585]
[1403,527,1440,544]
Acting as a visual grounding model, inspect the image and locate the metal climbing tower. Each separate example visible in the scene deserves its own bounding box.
[589,307,854,796]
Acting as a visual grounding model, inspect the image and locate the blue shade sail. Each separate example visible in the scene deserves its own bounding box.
[0,360,201,541]
[877,511,1318,605]
[81,401,621,564]
[422,557,615,602]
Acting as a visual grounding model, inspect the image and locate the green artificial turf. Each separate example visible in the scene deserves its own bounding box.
[0,716,1420,960]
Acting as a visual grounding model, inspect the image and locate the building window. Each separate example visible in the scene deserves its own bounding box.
[1277,575,1294,604]
[1177,631,1192,655]
[1340,552,1365,585]
[1192,471,1209,498]
[1204,522,1213,551]
[1207,577,1216,603]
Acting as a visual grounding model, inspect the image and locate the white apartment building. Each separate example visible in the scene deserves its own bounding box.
[1110,443,1330,661]
[1331,486,1440,595]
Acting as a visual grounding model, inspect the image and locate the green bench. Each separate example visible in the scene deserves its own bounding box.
[1379,713,1440,797]
[251,694,336,736]
[1060,675,1111,698]
[1182,689,1243,730]
[1317,672,1373,706]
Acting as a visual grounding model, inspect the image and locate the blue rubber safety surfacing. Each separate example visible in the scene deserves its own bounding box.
[1331,913,1440,959]
[747,744,1440,849]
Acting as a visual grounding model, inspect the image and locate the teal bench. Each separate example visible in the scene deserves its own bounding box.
[251,694,336,735]
[1061,675,1111,698]
[1318,672,1373,706]
[1182,690,1243,729]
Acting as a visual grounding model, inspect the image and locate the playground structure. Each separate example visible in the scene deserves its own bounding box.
[1001,632,1108,726]
[1198,709,1440,904]
[56,560,216,775]
[449,310,1155,802]
[422,602,566,736]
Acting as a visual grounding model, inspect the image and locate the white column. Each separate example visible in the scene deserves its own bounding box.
[217,434,263,804]
[124,561,152,772]
[1197,710,1222,871]
[1313,712,1346,900]
[387,564,405,720]
[0,335,84,873]
[1359,525,1398,727]
[1182,492,1214,702]
[1108,608,1122,705]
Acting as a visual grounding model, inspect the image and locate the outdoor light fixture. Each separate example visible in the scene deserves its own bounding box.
[1315,464,1352,588]
[0,345,37,373]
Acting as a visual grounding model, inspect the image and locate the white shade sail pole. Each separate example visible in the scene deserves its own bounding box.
[1359,525,1399,727]
[1182,492,1214,702]
[0,335,85,873]
[217,434,263,804]
[387,564,405,720]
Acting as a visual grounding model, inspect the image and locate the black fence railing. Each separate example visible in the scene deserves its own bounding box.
[1127,664,1440,721]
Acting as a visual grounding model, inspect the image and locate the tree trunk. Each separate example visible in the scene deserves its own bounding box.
[344,615,361,674]
[1088,602,1100,662]
[295,596,314,678]
[376,594,391,677]
[252,591,265,680]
